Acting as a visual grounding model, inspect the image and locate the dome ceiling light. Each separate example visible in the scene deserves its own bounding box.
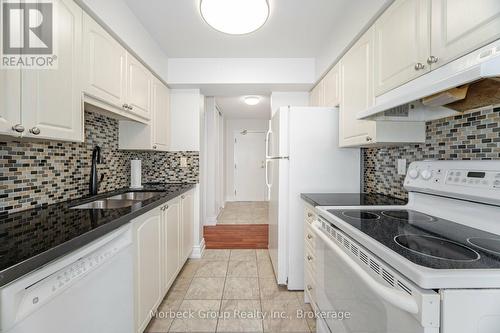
[200,0,270,35]
[244,96,261,106]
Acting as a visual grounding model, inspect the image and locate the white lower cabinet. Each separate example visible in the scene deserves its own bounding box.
[133,189,195,332]
[133,208,163,333]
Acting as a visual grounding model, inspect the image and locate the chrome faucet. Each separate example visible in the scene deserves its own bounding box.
[89,146,104,195]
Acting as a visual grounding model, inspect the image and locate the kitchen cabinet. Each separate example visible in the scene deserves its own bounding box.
[0,0,83,142]
[339,28,377,147]
[118,77,170,151]
[162,197,181,292]
[133,208,163,333]
[304,205,317,309]
[431,0,500,68]
[83,13,126,112]
[309,80,324,107]
[323,63,341,107]
[181,192,194,261]
[374,0,430,96]
[126,54,152,120]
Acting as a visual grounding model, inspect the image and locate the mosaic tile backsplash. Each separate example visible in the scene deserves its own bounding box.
[363,106,500,200]
[0,111,199,214]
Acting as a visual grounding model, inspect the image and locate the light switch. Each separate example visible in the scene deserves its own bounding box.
[397,159,407,175]
[180,157,188,168]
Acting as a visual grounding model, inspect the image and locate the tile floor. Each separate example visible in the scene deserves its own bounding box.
[217,202,269,225]
[146,249,316,333]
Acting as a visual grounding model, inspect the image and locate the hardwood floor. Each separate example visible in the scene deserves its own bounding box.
[204,225,269,249]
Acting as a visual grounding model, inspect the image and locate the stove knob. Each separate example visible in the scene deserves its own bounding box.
[408,169,419,179]
[421,169,433,180]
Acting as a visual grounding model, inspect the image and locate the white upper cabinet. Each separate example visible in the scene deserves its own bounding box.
[22,0,83,142]
[309,80,324,107]
[0,70,21,136]
[374,0,431,96]
[83,13,126,110]
[152,78,170,149]
[126,54,152,120]
[323,63,341,107]
[339,29,376,147]
[431,0,500,68]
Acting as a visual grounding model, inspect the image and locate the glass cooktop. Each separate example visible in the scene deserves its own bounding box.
[327,209,500,269]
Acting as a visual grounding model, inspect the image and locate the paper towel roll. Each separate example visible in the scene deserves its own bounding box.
[130,159,143,189]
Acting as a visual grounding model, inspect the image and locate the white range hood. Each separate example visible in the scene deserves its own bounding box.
[358,39,500,121]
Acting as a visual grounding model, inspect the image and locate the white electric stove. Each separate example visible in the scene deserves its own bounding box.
[313,160,500,333]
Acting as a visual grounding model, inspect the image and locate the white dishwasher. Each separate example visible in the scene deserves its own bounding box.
[0,225,134,333]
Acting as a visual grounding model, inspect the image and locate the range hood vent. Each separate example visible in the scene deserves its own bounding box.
[358,40,500,121]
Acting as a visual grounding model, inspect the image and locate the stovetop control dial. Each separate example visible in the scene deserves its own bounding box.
[420,169,433,180]
[408,169,419,179]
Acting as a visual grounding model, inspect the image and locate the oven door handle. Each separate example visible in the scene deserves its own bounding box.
[311,222,419,315]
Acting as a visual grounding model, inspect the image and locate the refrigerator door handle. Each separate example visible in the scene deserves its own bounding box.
[265,128,272,159]
[265,160,271,189]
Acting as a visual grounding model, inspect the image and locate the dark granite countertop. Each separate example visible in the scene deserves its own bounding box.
[0,183,195,287]
[301,193,406,207]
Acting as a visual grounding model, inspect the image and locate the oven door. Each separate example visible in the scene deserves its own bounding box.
[312,220,439,333]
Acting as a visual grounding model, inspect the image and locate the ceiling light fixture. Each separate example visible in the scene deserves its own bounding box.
[200,0,270,35]
[244,96,261,106]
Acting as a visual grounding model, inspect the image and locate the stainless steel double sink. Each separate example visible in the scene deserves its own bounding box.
[71,192,159,209]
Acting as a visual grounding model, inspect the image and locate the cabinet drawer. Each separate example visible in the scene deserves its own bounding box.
[304,223,316,249]
[305,208,317,225]
[305,267,316,305]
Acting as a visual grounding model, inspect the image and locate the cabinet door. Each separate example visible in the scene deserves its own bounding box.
[152,78,170,150]
[134,209,163,332]
[83,13,126,109]
[432,0,500,68]
[0,70,21,136]
[339,28,377,147]
[323,64,341,107]
[309,80,324,107]
[22,0,83,142]
[126,54,152,120]
[163,199,180,292]
[181,192,194,262]
[374,0,431,96]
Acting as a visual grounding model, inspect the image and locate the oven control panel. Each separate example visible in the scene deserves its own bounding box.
[405,161,500,205]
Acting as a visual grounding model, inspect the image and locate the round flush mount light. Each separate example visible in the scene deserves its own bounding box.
[200,0,270,35]
[244,96,261,106]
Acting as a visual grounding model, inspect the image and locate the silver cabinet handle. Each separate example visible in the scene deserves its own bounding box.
[427,56,439,65]
[307,234,313,240]
[12,124,25,133]
[307,255,313,261]
[128,105,133,110]
[307,213,313,218]
[29,127,41,135]
[122,104,129,109]
[307,285,313,291]
[414,63,425,70]
[181,195,185,199]
[153,145,157,149]
[366,136,373,142]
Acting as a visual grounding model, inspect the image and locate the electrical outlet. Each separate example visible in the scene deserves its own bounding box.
[180,157,188,168]
[397,159,407,175]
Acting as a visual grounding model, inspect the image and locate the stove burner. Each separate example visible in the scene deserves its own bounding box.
[395,235,480,261]
[468,238,500,255]
[381,210,436,222]
[341,211,380,220]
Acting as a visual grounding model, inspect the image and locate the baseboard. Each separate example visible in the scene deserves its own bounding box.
[190,238,206,259]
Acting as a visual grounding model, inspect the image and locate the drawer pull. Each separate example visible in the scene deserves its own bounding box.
[307,255,313,262]
[307,213,313,218]
[307,234,313,240]
[307,285,313,291]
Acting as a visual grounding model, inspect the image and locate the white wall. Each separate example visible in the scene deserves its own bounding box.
[270,92,310,116]
[224,119,269,202]
[169,89,202,151]
[76,0,169,81]
[168,58,315,85]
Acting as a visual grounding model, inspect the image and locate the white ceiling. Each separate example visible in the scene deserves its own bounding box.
[123,0,377,58]
[216,96,271,119]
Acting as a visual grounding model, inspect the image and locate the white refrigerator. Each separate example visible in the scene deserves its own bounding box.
[266,106,360,290]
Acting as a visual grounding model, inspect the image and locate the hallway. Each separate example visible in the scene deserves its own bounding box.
[217,202,268,225]
[146,249,315,333]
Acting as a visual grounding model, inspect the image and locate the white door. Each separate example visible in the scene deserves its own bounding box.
[22,0,83,142]
[234,131,267,201]
[134,209,163,332]
[152,78,170,150]
[126,53,152,120]
[374,0,431,96]
[163,198,180,292]
[431,0,500,68]
[83,13,126,109]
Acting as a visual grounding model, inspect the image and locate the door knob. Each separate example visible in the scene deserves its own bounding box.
[29,127,41,135]
[12,124,25,133]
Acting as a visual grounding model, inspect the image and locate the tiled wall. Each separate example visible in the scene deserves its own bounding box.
[363,106,500,200]
[0,111,199,214]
